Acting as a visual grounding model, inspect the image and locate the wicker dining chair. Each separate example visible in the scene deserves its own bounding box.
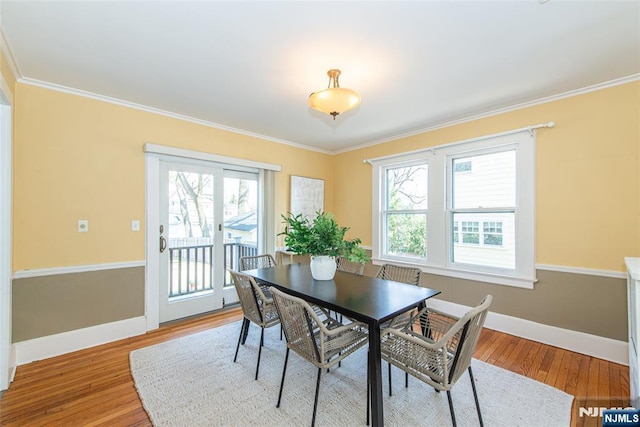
[380,295,493,426]
[240,254,278,271]
[376,263,421,285]
[229,270,280,380]
[375,263,424,392]
[240,254,278,295]
[376,263,422,327]
[270,287,369,427]
[242,254,329,324]
[336,256,365,275]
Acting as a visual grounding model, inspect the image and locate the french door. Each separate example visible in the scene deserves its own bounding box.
[158,161,260,323]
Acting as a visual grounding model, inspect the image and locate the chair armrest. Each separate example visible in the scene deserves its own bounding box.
[253,283,271,303]
[406,306,460,337]
[414,305,460,323]
[304,305,368,336]
[381,327,446,352]
[387,309,468,352]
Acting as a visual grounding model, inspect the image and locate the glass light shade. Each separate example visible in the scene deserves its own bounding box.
[308,88,361,117]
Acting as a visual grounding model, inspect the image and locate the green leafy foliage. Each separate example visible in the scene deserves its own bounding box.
[279,211,370,263]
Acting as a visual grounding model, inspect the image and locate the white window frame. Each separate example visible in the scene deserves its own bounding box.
[371,130,536,289]
[380,159,429,264]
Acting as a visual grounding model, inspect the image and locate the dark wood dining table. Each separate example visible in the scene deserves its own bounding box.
[244,263,440,427]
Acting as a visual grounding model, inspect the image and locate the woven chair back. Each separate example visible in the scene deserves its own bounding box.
[448,295,493,385]
[229,270,264,326]
[376,264,421,286]
[270,287,320,364]
[336,256,365,275]
[240,254,277,271]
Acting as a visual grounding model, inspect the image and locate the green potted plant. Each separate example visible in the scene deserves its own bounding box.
[279,211,370,280]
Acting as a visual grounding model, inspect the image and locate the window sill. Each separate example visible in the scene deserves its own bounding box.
[372,258,536,289]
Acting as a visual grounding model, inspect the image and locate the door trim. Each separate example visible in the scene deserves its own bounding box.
[0,74,13,390]
[145,148,276,331]
[144,143,281,172]
[145,155,161,331]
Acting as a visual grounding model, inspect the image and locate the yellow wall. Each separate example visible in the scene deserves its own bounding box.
[11,80,640,273]
[12,83,333,271]
[333,81,640,272]
[0,50,16,98]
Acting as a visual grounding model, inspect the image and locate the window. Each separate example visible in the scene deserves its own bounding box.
[483,222,503,246]
[451,221,504,246]
[454,161,472,173]
[383,163,428,259]
[372,129,535,288]
[461,221,479,244]
[451,149,515,269]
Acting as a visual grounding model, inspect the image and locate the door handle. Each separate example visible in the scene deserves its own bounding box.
[160,236,167,253]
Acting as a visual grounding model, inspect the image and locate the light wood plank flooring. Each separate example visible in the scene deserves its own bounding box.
[0,307,629,426]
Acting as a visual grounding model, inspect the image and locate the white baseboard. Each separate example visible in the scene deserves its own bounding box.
[11,300,629,367]
[9,344,15,382]
[14,316,147,365]
[427,298,629,366]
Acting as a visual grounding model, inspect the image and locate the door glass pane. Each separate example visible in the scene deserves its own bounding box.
[223,173,259,286]
[168,171,215,299]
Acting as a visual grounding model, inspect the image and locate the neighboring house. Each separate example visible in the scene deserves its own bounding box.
[224,212,257,245]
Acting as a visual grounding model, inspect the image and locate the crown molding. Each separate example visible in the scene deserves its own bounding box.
[17,77,333,156]
[13,69,640,157]
[334,73,640,155]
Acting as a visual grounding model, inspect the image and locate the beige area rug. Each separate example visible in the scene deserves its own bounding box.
[130,321,573,426]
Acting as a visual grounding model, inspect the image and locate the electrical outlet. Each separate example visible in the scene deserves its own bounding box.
[132,220,140,232]
[78,220,88,232]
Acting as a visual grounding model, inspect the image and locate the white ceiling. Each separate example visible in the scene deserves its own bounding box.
[1,1,639,153]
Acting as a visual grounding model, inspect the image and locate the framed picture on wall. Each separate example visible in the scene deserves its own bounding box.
[290,175,324,220]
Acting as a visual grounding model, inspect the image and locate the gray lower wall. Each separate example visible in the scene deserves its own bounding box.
[285,254,627,341]
[12,266,145,342]
[365,263,627,342]
[419,269,627,341]
[11,259,627,345]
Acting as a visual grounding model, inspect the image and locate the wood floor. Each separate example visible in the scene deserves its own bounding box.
[0,306,629,427]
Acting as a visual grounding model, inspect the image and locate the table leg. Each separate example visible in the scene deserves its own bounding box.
[368,321,384,427]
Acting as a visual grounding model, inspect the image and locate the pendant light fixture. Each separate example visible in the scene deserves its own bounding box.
[308,69,361,120]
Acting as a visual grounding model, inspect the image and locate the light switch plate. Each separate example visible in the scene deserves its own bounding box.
[78,220,88,232]
[132,220,140,232]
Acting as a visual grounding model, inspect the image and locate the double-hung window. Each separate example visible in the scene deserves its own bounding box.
[382,161,428,262]
[450,148,516,270]
[372,129,536,288]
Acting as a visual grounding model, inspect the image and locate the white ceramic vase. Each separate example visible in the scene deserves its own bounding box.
[309,255,337,280]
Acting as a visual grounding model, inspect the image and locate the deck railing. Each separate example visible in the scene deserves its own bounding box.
[168,241,257,298]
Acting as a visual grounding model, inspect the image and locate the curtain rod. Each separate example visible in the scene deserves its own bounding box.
[362,121,555,165]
